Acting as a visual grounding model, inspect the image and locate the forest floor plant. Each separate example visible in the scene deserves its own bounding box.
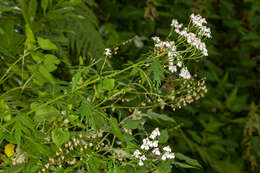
[0,12,211,172]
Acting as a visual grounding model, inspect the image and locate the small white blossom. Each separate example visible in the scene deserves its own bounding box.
[149,128,160,139]
[138,160,144,166]
[152,36,160,43]
[151,140,158,148]
[163,146,172,152]
[169,65,177,73]
[133,150,141,158]
[179,67,191,79]
[140,155,147,161]
[152,148,161,155]
[161,154,167,160]
[162,152,175,160]
[104,48,112,56]
[190,13,207,27]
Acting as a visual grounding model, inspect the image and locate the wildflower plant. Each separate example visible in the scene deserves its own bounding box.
[0,9,210,173]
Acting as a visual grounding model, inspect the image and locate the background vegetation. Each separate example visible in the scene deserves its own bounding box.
[0,0,260,172]
[94,0,260,172]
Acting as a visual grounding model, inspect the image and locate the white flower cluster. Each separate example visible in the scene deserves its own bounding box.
[170,16,210,56]
[152,36,191,79]
[104,48,112,56]
[179,67,191,79]
[133,128,175,166]
[190,14,211,38]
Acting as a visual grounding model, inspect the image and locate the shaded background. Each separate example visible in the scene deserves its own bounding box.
[94,0,260,172]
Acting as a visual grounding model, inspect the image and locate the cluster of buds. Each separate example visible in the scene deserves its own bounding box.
[39,130,105,173]
[133,128,175,166]
[168,77,207,110]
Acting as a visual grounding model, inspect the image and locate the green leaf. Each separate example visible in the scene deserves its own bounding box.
[110,117,124,142]
[41,0,48,15]
[80,99,96,130]
[175,153,202,168]
[148,59,164,88]
[37,37,58,50]
[174,161,197,168]
[51,128,70,147]
[158,129,168,143]
[102,78,115,90]
[33,104,60,122]
[28,0,38,22]
[25,24,35,49]
[44,54,60,72]
[145,112,176,123]
[72,70,82,93]
[31,51,43,64]
[38,65,55,84]
[157,160,172,173]
[123,119,143,129]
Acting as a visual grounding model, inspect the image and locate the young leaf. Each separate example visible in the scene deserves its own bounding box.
[102,78,115,90]
[38,65,55,84]
[37,37,58,50]
[148,59,164,88]
[51,128,70,147]
[110,117,124,142]
[43,54,60,72]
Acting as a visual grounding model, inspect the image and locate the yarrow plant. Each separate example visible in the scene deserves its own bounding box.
[0,13,210,172]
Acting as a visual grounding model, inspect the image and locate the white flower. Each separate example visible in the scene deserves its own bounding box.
[151,140,158,148]
[104,48,112,56]
[152,148,161,155]
[152,36,160,43]
[190,13,207,27]
[150,128,160,139]
[61,111,66,115]
[141,142,150,150]
[161,154,167,160]
[64,119,69,123]
[140,155,147,161]
[133,149,141,158]
[169,65,177,73]
[138,160,144,166]
[179,67,191,79]
[162,152,175,160]
[163,146,172,152]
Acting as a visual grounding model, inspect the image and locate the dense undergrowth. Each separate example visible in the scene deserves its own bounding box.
[0,0,260,173]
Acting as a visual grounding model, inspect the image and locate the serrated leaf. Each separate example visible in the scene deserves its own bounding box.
[52,128,70,147]
[37,37,58,50]
[148,60,164,88]
[44,54,60,72]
